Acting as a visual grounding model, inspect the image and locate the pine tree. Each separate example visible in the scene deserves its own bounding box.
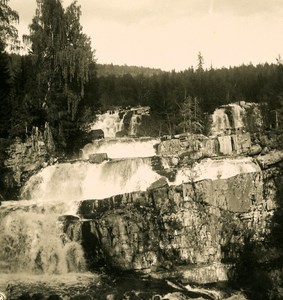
[179,96,203,134]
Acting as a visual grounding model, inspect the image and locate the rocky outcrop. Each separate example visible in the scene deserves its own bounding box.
[256,150,283,169]
[157,133,252,158]
[2,126,54,198]
[60,161,281,285]
[89,153,108,164]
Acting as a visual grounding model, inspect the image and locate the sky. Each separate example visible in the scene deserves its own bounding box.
[9,0,283,71]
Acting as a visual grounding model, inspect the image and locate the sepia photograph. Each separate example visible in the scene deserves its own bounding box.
[0,0,283,299]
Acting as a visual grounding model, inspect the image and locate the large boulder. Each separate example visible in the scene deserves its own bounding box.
[87,129,104,140]
[89,153,108,164]
[256,150,283,169]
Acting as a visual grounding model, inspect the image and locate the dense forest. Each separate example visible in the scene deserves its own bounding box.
[0,0,283,155]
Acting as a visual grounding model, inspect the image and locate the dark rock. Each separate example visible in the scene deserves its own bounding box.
[256,150,283,169]
[89,153,108,164]
[57,215,80,222]
[74,167,278,284]
[247,144,262,156]
[87,129,104,140]
[147,177,168,191]
[47,295,61,300]
[31,293,45,300]
[115,130,127,137]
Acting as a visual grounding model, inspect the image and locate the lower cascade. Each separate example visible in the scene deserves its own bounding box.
[0,103,283,299]
[0,202,86,274]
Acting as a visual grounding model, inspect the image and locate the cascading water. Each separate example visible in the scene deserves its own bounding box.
[0,202,86,274]
[82,137,159,159]
[174,157,261,184]
[0,107,162,284]
[21,158,161,201]
[90,110,124,137]
[230,103,245,130]
[0,104,260,298]
[129,113,141,136]
[211,108,231,136]
[211,103,247,136]
[90,107,149,138]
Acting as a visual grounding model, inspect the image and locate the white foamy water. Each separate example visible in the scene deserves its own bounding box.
[211,103,246,136]
[82,138,159,159]
[230,103,245,129]
[21,158,161,202]
[211,108,231,135]
[0,201,86,274]
[174,157,260,184]
[90,111,124,137]
[0,157,162,275]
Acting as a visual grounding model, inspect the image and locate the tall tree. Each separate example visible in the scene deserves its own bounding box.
[0,0,19,51]
[0,0,20,137]
[179,96,203,134]
[24,0,95,151]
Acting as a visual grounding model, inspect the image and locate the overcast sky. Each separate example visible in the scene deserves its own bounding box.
[9,0,283,71]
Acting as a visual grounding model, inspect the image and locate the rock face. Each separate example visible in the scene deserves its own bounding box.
[87,129,104,140]
[61,156,282,285]
[88,153,108,164]
[157,133,252,158]
[3,127,52,198]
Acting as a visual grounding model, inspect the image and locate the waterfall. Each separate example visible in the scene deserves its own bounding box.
[211,108,231,136]
[174,157,261,184]
[1,155,162,275]
[211,103,247,136]
[218,136,233,155]
[91,111,124,138]
[82,138,159,159]
[0,202,86,274]
[230,104,245,130]
[0,106,161,276]
[0,103,260,283]
[90,107,149,138]
[129,113,141,136]
[21,158,161,202]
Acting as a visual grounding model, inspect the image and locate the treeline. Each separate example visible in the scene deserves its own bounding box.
[96,63,163,78]
[96,61,283,135]
[1,0,283,155]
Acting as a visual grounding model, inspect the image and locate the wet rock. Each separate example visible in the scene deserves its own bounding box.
[231,133,251,154]
[247,144,262,156]
[75,168,276,284]
[157,139,183,156]
[87,129,104,140]
[47,295,62,300]
[89,153,108,164]
[57,215,80,222]
[115,130,127,137]
[147,177,168,191]
[256,150,283,169]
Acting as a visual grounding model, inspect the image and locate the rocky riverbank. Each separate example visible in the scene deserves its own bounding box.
[58,151,282,294]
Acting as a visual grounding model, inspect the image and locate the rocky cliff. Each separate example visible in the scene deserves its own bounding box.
[2,124,55,198]
[59,151,282,292]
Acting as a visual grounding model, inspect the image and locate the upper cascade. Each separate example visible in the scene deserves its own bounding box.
[90,106,150,138]
[82,137,159,159]
[210,102,263,136]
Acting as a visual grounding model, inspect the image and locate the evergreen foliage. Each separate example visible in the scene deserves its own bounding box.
[21,0,95,153]
[0,0,19,51]
[0,0,283,147]
[95,61,283,135]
